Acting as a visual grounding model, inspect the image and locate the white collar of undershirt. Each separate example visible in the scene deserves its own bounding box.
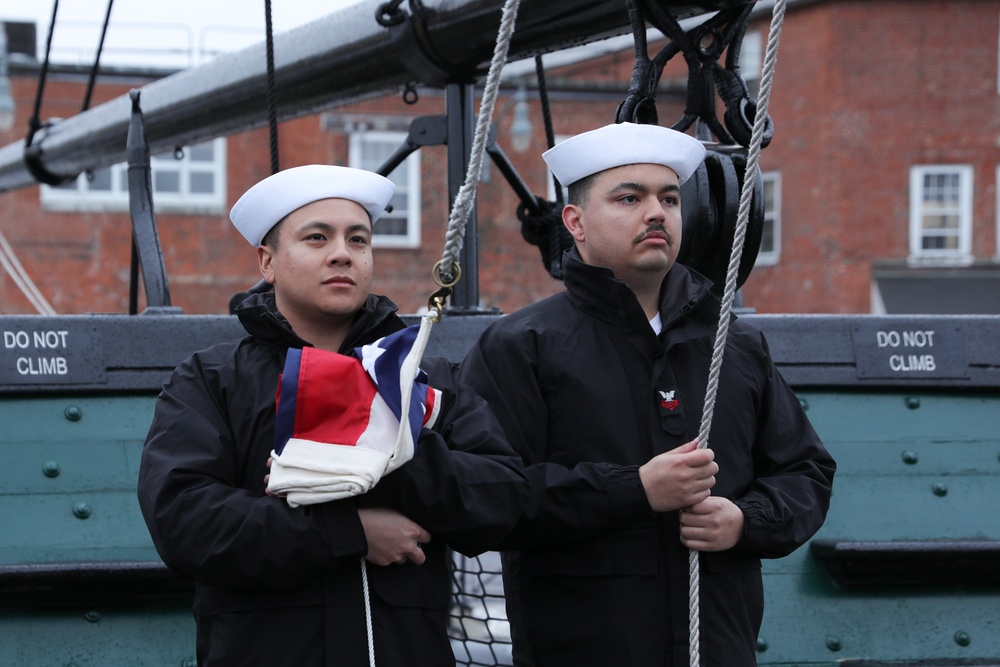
[649,312,663,335]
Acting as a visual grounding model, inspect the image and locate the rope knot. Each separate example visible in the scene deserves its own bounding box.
[517,199,573,279]
[516,199,560,245]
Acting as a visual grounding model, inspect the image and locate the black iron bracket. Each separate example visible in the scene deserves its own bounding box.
[126,90,176,314]
[617,0,773,148]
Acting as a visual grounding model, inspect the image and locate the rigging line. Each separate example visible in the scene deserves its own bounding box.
[360,558,375,667]
[0,232,54,314]
[533,55,561,205]
[81,0,114,113]
[26,0,59,143]
[0,235,46,313]
[0,230,55,315]
[264,0,280,175]
[687,1,786,666]
[436,0,523,284]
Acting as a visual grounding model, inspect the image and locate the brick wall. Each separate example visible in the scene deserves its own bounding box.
[1,0,997,316]
[742,0,1000,313]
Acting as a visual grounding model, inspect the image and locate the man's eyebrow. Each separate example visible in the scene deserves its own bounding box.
[299,220,372,235]
[344,223,372,236]
[608,181,681,194]
[299,221,333,233]
[608,181,647,194]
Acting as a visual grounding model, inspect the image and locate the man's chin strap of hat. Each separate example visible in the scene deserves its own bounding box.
[356,1,523,666]
[687,2,786,666]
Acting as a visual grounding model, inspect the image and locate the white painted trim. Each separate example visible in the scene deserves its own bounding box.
[349,130,421,249]
[755,171,781,266]
[39,138,227,214]
[908,164,973,265]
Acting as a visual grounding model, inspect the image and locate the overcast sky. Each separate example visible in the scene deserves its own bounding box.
[0,0,365,68]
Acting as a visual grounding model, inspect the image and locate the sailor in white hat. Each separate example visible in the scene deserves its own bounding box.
[229,164,395,352]
[139,161,531,666]
[457,125,833,667]
[542,122,706,322]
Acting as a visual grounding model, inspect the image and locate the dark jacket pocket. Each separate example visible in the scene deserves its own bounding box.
[369,548,450,611]
[520,524,659,576]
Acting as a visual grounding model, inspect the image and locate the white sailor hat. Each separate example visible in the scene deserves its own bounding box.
[230,164,396,246]
[542,122,706,187]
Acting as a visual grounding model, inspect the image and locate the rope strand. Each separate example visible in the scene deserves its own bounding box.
[437,0,523,282]
[264,0,280,174]
[360,4,522,663]
[361,559,375,667]
[688,2,786,666]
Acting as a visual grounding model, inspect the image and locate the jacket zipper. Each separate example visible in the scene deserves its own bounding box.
[662,289,713,333]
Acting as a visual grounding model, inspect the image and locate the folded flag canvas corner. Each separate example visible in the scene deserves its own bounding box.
[268,325,441,506]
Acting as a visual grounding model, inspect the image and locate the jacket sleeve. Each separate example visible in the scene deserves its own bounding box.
[136,348,368,589]
[732,331,837,558]
[361,356,530,557]
[458,324,651,550]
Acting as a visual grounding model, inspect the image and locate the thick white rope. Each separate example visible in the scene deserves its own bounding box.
[359,311,440,667]
[436,0,523,283]
[360,3,522,664]
[361,558,376,666]
[0,229,56,314]
[688,1,786,665]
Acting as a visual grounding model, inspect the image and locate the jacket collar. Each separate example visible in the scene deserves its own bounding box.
[235,291,405,353]
[562,246,717,335]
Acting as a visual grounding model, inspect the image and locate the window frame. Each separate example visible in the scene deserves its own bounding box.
[39,138,227,214]
[908,164,973,264]
[995,165,1000,261]
[754,170,781,266]
[739,29,763,99]
[349,129,422,249]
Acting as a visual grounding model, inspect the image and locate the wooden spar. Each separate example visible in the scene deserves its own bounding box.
[0,0,749,193]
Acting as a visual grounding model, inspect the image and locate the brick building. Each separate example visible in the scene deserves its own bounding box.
[0,0,998,316]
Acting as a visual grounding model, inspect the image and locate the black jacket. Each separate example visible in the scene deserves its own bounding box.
[459,250,836,667]
[137,292,528,667]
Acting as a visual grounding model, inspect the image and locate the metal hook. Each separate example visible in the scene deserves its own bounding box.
[427,259,462,321]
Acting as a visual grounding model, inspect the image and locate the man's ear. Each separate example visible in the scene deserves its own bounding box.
[562,204,586,243]
[257,245,277,285]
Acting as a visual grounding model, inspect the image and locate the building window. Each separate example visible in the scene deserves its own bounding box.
[755,171,780,265]
[739,30,762,99]
[40,138,227,213]
[996,166,1000,261]
[350,130,421,248]
[909,165,972,263]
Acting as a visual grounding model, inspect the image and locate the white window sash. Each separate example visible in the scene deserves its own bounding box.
[40,138,227,213]
[755,171,781,266]
[349,130,421,249]
[908,165,973,263]
[995,165,1000,261]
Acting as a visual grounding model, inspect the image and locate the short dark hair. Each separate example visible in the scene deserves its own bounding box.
[261,221,282,249]
[567,173,598,208]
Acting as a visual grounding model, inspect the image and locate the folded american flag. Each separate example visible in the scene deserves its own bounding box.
[267,324,442,507]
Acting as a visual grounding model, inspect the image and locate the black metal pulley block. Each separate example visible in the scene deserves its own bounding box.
[677,148,763,292]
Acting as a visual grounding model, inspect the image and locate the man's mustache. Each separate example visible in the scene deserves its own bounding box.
[633,224,675,247]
